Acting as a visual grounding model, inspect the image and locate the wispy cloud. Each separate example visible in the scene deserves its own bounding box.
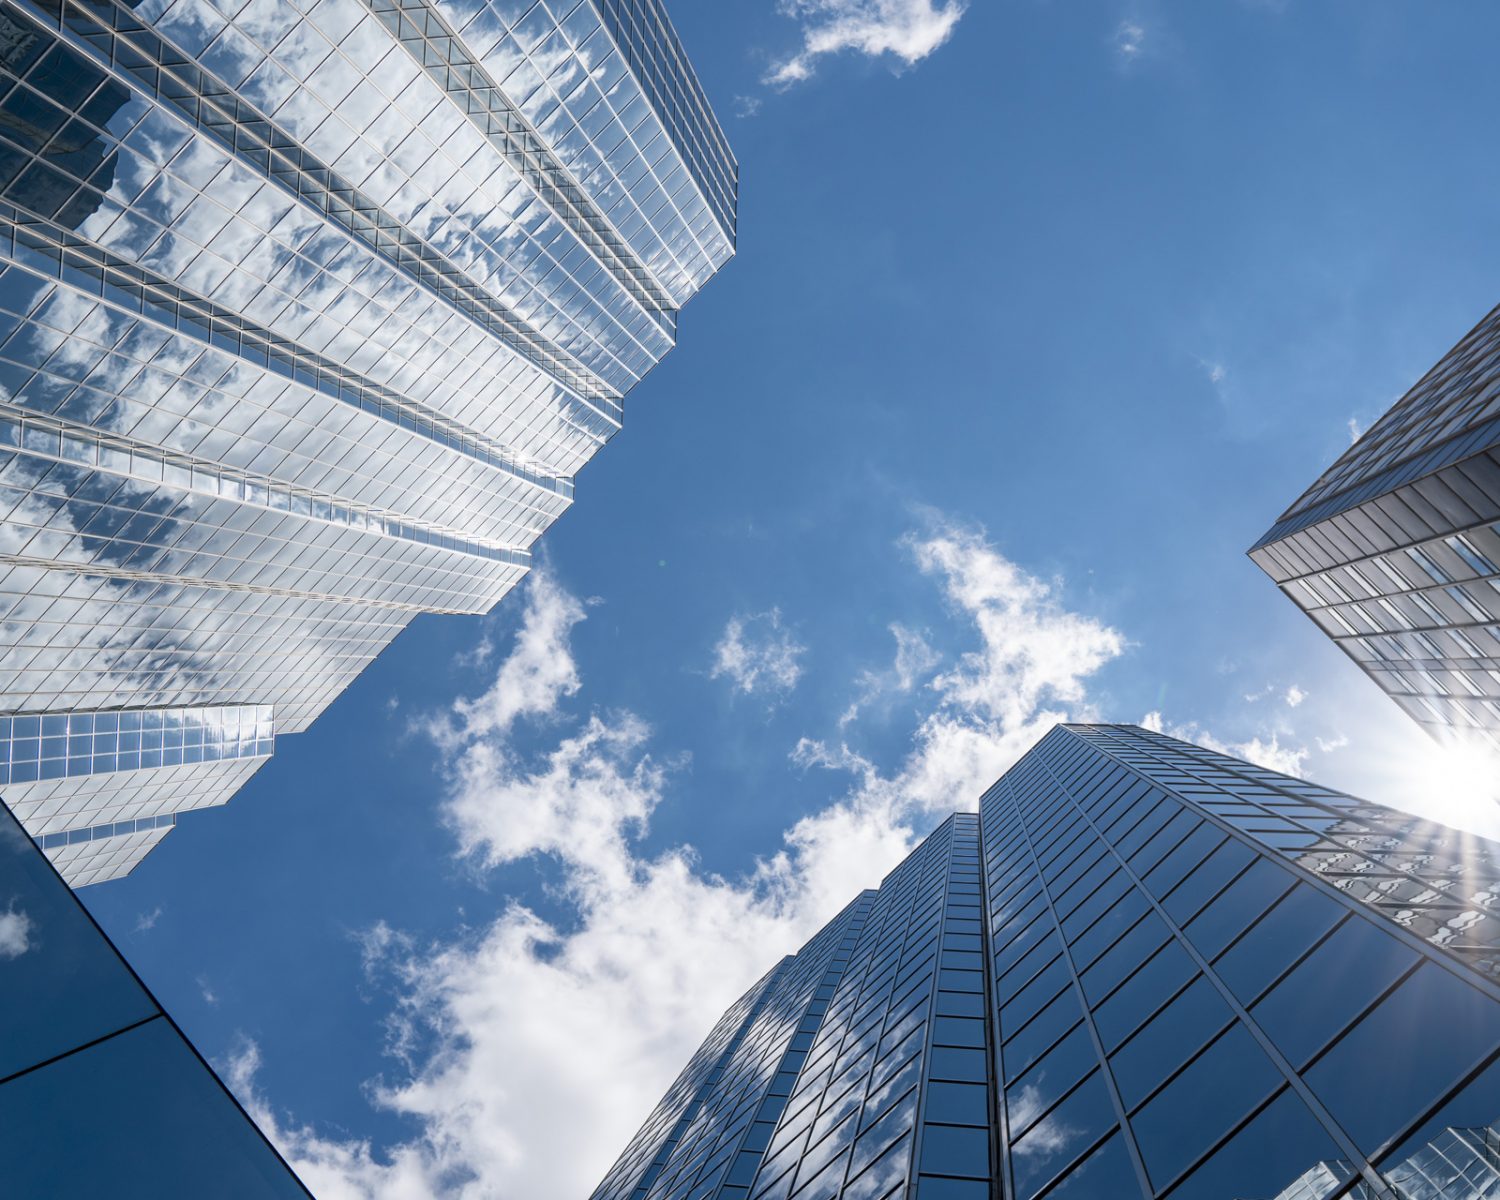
[1114,18,1147,63]
[230,523,1125,1200]
[0,905,31,959]
[134,905,163,934]
[711,608,806,700]
[1141,709,1309,777]
[838,622,941,727]
[766,0,968,88]
[1285,685,1306,708]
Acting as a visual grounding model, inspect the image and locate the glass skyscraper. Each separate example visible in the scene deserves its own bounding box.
[592,724,1500,1200]
[1251,304,1500,750]
[0,793,310,1195]
[0,0,735,884]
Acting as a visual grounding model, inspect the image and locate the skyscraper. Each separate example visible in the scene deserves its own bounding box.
[1250,304,1500,750]
[0,0,735,883]
[0,793,310,1195]
[592,724,1500,1200]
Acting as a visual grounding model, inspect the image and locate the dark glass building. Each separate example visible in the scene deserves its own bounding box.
[0,0,735,884]
[591,724,1500,1200]
[1250,304,1500,750]
[0,794,309,1195]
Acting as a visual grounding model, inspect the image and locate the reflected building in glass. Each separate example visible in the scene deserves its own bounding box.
[1251,304,1500,750]
[591,724,1500,1200]
[0,793,310,1195]
[0,0,735,883]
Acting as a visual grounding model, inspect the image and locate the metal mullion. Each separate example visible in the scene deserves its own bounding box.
[1002,775,1154,1199]
[1040,732,1387,1194]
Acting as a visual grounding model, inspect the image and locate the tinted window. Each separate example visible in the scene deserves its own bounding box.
[1182,859,1294,960]
[0,1018,307,1198]
[1251,913,1417,1067]
[1212,883,1344,1003]
[1009,1069,1118,1200]
[1093,940,1195,1050]
[1111,976,1233,1111]
[1132,1023,1281,1190]
[1005,1022,1100,1138]
[0,805,157,1080]
[1306,962,1500,1153]
[1165,1088,1347,1200]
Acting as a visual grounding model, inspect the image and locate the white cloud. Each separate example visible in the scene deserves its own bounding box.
[0,906,31,959]
[1115,19,1147,62]
[232,529,1124,1200]
[766,0,968,88]
[1141,710,1309,777]
[1347,415,1364,443]
[134,905,163,934]
[710,608,806,700]
[1285,685,1306,708]
[838,622,941,727]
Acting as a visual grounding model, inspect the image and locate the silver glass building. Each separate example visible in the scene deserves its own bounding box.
[591,724,1500,1200]
[0,0,735,884]
[1251,304,1500,751]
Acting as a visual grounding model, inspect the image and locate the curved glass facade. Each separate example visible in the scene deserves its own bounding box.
[593,724,1500,1200]
[0,0,735,883]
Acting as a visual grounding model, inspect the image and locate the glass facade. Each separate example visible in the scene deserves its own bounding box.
[593,724,1500,1200]
[1251,304,1500,748]
[0,794,311,1195]
[0,0,735,883]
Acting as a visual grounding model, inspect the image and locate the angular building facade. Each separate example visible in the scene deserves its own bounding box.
[0,793,311,1194]
[0,0,735,883]
[1250,304,1500,750]
[592,724,1500,1200]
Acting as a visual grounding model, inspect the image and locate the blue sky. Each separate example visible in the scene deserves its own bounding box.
[82,2,1500,1196]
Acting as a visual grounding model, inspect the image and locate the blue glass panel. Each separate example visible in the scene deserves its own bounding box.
[1307,963,1500,1153]
[0,1018,305,1196]
[1009,1069,1117,1200]
[0,803,156,1080]
[1165,1089,1348,1200]
[1250,914,1418,1067]
[1034,1132,1137,1199]
[1213,883,1345,1003]
[918,1123,988,1177]
[1131,1023,1281,1189]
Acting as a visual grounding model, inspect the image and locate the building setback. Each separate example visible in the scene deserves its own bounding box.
[591,724,1500,1200]
[1250,304,1500,751]
[0,0,735,883]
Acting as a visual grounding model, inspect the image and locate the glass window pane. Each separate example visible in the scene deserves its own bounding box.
[1009,1068,1118,1200]
[1005,1022,1101,1138]
[0,803,157,1080]
[1213,883,1344,1004]
[1132,1023,1281,1190]
[1183,858,1295,960]
[0,1018,306,1197]
[1093,940,1195,1050]
[1307,963,1500,1154]
[1029,1132,1135,1199]
[1251,913,1418,1067]
[1375,1052,1500,1185]
[1165,1088,1350,1200]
